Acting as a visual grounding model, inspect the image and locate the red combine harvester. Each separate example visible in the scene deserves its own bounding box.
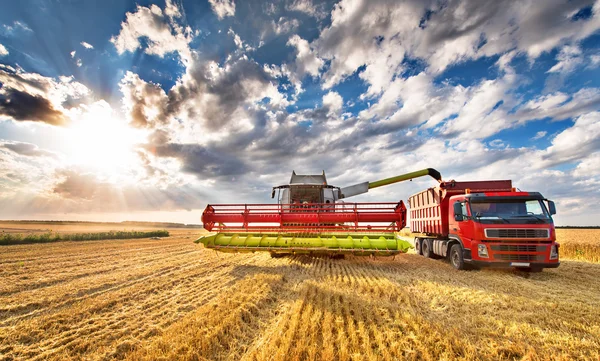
[409,180,560,272]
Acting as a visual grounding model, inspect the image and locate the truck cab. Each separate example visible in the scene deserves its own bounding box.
[410,180,560,272]
[449,192,559,271]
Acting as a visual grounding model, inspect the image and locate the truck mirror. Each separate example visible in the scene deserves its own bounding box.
[453,202,464,221]
[548,200,556,215]
[271,189,276,199]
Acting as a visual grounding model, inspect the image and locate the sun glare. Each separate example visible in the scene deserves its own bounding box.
[65,106,147,180]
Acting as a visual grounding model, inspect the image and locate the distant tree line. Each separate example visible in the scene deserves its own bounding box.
[0,230,170,246]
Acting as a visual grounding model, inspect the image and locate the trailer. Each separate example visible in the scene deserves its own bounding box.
[409,180,560,271]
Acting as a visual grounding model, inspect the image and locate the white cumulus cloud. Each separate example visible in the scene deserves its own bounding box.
[208,0,236,20]
[110,2,193,64]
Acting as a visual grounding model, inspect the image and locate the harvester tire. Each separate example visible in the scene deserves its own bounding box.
[422,239,433,258]
[450,244,466,270]
[414,238,422,255]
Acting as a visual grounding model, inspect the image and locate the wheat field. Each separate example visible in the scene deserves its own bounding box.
[1,226,599,361]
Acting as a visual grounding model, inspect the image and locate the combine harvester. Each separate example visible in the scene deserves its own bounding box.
[195,169,442,257]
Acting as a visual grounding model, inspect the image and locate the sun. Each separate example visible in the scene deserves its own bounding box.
[65,103,147,179]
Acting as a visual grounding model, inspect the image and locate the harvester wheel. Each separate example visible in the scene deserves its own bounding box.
[422,239,433,258]
[450,244,466,270]
[414,238,422,255]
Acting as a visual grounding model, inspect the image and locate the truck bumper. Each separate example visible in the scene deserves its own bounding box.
[465,260,560,269]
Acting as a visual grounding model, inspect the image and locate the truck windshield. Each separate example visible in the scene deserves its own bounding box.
[469,199,552,224]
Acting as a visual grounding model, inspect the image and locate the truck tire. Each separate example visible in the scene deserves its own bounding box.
[450,244,467,270]
[414,238,422,255]
[422,239,433,258]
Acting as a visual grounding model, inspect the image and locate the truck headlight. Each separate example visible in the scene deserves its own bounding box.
[478,244,489,258]
[550,245,559,260]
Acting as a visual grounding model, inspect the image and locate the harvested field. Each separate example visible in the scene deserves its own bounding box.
[1,226,599,360]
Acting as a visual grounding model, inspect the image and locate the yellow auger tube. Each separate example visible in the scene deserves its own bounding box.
[195,233,413,256]
[368,168,442,189]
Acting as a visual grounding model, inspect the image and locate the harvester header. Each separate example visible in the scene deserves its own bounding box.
[196,168,441,256]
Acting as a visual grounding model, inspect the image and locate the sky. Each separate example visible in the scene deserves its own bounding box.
[0,0,599,226]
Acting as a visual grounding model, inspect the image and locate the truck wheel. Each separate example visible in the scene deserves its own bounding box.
[422,239,433,258]
[414,238,422,255]
[450,244,466,270]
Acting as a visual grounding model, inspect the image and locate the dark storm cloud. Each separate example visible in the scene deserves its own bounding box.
[145,142,248,178]
[0,88,67,125]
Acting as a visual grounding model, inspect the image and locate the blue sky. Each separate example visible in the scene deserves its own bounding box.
[0,0,599,225]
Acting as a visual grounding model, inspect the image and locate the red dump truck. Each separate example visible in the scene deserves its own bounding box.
[409,180,559,272]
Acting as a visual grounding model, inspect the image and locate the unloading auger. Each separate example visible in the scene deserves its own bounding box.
[195,168,442,256]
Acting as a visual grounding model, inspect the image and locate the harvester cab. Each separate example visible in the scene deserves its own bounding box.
[196,168,442,257]
[271,170,341,206]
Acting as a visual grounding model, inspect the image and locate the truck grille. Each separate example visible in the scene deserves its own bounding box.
[493,254,545,261]
[485,229,549,239]
[490,245,547,252]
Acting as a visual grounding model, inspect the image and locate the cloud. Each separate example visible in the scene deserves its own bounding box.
[144,142,248,179]
[1,21,32,36]
[286,0,327,19]
[1,141,57,158]
[80,41,94,49]
[126,56,288,132]
[516,88,600,122]
[322,91,343,116]
[208,0,236,19]
[53,170,102,200]
[314,0,600,89]
[360,71,469,133]
[489,139,506,148]
[0,44,8,56]
[48,168,204,212]
[228,28,243,48]
[287,35,323,78]
[110,1,193,63]
[164,0,182,19]
[531,131,548,140]
[547,45,583,74]
[0,65,89,126]
[0,88,67,125]
[543,112,600,166]
[119,71,168,128]
[272,17,301,35]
